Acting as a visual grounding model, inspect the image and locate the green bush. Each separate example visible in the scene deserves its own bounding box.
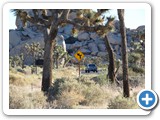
[97,74,109,86]
[128,53,141,63]
[131,65,145,74]
[90,74,108,86]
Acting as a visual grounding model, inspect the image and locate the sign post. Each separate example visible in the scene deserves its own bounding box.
[74,50,84,77]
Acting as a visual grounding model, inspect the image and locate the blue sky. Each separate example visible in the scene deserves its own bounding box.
[9,9,145,29]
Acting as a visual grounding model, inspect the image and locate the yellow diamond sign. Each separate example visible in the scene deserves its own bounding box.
[74,50,84,61]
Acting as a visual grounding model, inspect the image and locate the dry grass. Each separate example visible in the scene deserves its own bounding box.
[9,66,144,109]
[56,90,85,108]
[108,95,139,109]
[53,66,78,80]
[9,85,47,109]
[9,67,41,86]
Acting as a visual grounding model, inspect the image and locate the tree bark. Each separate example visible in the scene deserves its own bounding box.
[104,36,115,83]
[118,9,130,97]
[41,28,58,92]
[41,39,54,92]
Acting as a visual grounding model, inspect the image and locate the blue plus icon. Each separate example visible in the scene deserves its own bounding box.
[137,89,158,110]
[142,93,153,105]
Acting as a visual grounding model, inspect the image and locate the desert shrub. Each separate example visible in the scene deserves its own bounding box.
[9,85,47,109]
[78,76,108,106]
[90,74,108,86]
[26,92,47,109]
[9,67,18,73]
[48,78,85,108]
[108,95,139,109]
[81,83,107,106]
[128,53,141,63]
[131,65,145,74]
[78,76,96,86]
[129,76,145,88]
[56,91,84,108]
[9,72,29,86]
[96,74,109,86]
[9,68,40,86]
[48,78,66,97]
[49,77,107,108]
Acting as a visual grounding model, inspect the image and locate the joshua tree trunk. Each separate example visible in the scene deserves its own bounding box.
[55,52,59,69]
[104,35,115,83]
[41,28,58,92]
[118,9,130,97]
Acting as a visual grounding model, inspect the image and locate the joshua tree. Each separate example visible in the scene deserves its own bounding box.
[11,9,114,92]
[104,36,115,83]
[53,44,67,69]
[118,9,130,97]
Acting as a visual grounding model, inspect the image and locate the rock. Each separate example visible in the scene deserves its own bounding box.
[62,34,70,39]
[9,31,22,47]
[16,16,23,29]
[88,42,99,53]
[68,12,77,19]
[66,44,72,50]
[98,44,106,51]
[87,39,95,44]
[23,28,39,39]
[113,20,120,31]
[10,37,45,65]
[65,37,79,44]
[63,24,73,35]
[90,32,99,40]
[25,21,33,28]
[82,45,89,49]
[9,44,24,56]
[136,25,145,33]
[94,39,105,44]
[31,26,38,31]
[78,32,90,41]
[107,32,121,45]
[91,52,98,56]
[126,28,132,36]
[66,41,82,50]
[116,54,121,59]
[58,27,64,33]
[72,41,82,48]
[9,44,13,51]
[97,52,107,57]
[28,33,35,39]
[115,45,119,52]
[24,56,34,65]
[21,31,28,36]
[127,36,132,43]
[20,36,45,47]
[56,34,66,52]
[79,48,91,54]
[82,41,88,46]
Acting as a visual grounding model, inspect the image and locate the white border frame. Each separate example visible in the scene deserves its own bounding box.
[3,2,151,115]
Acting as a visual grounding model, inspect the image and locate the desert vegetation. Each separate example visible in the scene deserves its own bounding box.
[9,9,145,109]
[9,65,143,109]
